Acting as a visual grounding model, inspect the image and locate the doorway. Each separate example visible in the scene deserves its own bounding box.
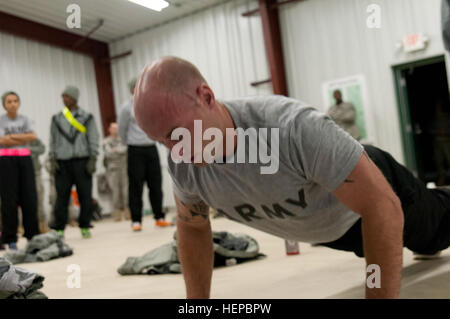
[393,55,450,185]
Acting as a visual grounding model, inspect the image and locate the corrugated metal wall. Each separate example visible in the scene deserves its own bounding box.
[109,0,270,207]
[1,0,442,212]
[0,30,103,214]
[280,0,446,163]
[0,32,102,141]
[110,0,269,107]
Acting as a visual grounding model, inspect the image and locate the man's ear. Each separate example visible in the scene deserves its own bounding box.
[197,84,215,108]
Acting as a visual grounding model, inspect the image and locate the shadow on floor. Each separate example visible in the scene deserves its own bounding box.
[326,256,450,298]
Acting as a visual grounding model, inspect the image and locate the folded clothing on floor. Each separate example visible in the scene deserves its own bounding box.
[0,257,47,299]
[3,231,73,264]
[118,230,264,275]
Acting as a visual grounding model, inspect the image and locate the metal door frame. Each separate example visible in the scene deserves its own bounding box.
[392,55,448,175]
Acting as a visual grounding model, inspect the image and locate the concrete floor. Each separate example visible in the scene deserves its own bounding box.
[2,212,449,299]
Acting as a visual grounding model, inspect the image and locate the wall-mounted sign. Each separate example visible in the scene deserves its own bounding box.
[322,75,375,144]
[402,33,428,53]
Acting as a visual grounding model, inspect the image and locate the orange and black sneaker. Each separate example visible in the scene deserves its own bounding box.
[132,222,142,232]
[155,219,172,227]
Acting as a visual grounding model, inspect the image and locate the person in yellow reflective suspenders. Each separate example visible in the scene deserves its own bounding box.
[48,86,99,239]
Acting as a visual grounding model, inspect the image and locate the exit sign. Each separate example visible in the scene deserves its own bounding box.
[403,33,428,53]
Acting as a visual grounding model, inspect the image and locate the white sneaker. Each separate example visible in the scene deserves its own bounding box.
[413,251,442,260]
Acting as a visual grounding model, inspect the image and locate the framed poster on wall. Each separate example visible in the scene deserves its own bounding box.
[322,75,375,144]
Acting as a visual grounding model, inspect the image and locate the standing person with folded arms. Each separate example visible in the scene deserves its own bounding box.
[328,89,361,141]
[49,86,99,239]
[0,91,39,250]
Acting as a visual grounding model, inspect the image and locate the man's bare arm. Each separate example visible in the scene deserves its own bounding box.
[175,194,213,299]
[333,151,404,299]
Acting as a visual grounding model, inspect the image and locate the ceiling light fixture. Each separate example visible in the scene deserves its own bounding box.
[128,0,169,12]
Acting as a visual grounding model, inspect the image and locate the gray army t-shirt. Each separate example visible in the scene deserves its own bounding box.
[168,95,364,244]
[0,114,34,149]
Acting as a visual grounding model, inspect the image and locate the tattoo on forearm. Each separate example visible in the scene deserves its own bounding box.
[344,179,354,183]
[177,212,191,222]
[190,201,209,220]
[192,202,209,214]
[177,200,209,222]
[189,210,208,220]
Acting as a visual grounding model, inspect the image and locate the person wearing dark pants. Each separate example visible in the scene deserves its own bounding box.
[0,91,39,250]
[133,57,450,299]
[128,145,164,223]
[0,157,39,245]
[49,86,99,239]
[52,158,93,232]
[321,144,450,259]
[118,77,171,231]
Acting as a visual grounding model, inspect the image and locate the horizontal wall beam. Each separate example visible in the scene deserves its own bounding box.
[0,11,115,135]
[0,11,106,57]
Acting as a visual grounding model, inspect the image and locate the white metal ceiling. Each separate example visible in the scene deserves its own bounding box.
[0,0,232,43]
